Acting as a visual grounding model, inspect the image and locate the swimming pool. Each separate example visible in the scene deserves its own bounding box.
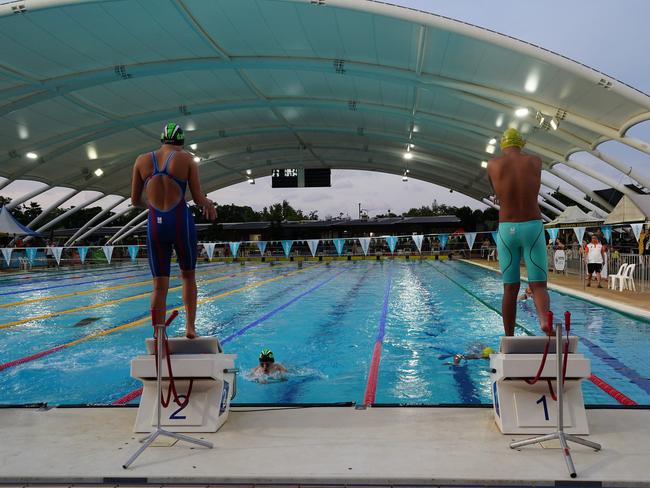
[0,260,648,406]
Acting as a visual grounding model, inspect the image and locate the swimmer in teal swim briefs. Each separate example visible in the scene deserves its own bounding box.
[487,128,551,336]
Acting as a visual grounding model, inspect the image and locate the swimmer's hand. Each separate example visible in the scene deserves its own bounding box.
[199,199,217,221]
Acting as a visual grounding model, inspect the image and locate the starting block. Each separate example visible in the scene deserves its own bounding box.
[490,336,590,435]
[131,336,237,433]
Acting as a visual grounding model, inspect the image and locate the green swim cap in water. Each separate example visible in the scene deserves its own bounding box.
[500,128,525,150]
[259,348,275,363]
[161,122,185,145]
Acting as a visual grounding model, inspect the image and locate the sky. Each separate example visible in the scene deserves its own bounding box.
[1,0,649,220]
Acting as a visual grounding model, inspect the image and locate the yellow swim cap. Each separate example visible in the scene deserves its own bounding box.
[481,347,494,358]
[500,128,525,150]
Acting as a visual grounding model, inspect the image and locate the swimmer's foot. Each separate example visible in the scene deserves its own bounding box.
[185,327,196,339]
[541,326,556,336]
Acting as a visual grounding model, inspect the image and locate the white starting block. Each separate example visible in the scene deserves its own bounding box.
[490,336,591,435]
[131,337,237,433]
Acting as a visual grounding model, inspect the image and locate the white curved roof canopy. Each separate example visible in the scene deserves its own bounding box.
[1,0,649,221]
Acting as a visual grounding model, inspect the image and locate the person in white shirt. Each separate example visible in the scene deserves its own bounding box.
[585,234,606,288]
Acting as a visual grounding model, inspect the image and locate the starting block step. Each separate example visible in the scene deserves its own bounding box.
[131,337,237,433]
[490,336,590,435]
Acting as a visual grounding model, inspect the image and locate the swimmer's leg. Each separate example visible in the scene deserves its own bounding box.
[497,223,520,336]
[151,277,170,327]
[529,281,552,335]
[521,221,551,335]
[181,269,197,338]
[502,283,520,336]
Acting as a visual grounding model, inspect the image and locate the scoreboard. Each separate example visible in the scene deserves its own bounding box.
[271,168,331,188]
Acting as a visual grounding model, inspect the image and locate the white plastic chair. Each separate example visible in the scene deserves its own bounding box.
[487,248,496,261]
[608,263,628,290]
[619,263,636,292]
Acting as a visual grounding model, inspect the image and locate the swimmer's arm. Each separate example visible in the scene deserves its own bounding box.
[276,364,288,373]
[187,159,217,221]
[130,158,146,208]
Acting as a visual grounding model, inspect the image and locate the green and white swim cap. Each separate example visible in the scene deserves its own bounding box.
[161,122,185,145]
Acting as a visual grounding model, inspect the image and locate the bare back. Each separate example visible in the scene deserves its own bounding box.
[487,149,542,222]
[132,146,193,212]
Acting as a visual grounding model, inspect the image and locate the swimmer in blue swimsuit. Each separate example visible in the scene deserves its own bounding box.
[131,123,217,338]
[487,128,551,336]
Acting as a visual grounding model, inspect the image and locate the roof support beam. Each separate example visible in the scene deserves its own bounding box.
[106,210,148,245]
[64,196,126,245]
[538,198,562,216]
[26,188,78,228]
[111,219,147,245]
[540,176,605,215]
[548,167,614,212]
[33,193,105,236]
[74,205,134,244]
[559,158,640,200]
[5,184,50,210]
[539,192,568,212]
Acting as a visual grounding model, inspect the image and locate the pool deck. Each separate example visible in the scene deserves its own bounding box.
[462,259,650,318]
[0,406,649,487]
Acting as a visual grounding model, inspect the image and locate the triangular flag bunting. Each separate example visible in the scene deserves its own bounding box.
[51,246,63,265]
[573,227,585,245]
[439,234,449,250]
[600,225,612,244]
[203,242,216,259]
[547,228,559,243]
[386,236,398,253]
[411,235,423,252]
[229,241,241,257]
[102,245,114,264]
[127,245,138,262]
[77,246,89,264]
[307,239,320,257]
[282,240,293,258]
[256,241,267,255]
[25,247,37,264]
[358,237,371,256]
[1,248,12,266]
[631,223,643,242]
[333,238,345,256]
[465,232,477,250]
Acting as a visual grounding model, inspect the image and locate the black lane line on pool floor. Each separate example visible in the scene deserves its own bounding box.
[0,260,228,297]
[110,265,343,404]
[409,263,482,404]
[278,264,373,404]
[0,266,317,374]
[455,261,650,400]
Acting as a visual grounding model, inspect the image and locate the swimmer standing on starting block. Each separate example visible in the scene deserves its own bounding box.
[487,128,551,336]
[131,122,217,338]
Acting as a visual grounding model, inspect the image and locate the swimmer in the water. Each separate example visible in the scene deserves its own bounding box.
[251,348,288,377]
[440,346,494,366]
[519,286,533,301]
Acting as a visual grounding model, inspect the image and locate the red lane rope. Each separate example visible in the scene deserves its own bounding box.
[113,387,143,405]
[589,374,637,406]
[363,342,383,406]
[0,345,66,372]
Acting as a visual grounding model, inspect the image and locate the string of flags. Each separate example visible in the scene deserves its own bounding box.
[0,223,645,267]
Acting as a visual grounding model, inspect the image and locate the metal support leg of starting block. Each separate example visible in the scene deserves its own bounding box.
[123,324,213,469]
[510,320,601,478]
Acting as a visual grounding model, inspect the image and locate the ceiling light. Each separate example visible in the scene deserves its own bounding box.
[488,138,497,145]
[485,145,496,154]
[524,74,539,93]
[193,156,201,163]
[87,146,98,160]
[550,118,559,130]
[403,152,413,160]
[246,169,252,175]
[481,161,488,168]
[515,108,529,118]
[94,168,104,177]
[26,152,38,160]
[189,144,198,150]
[496,115,504,128]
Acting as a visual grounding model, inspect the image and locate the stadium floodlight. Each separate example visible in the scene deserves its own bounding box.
[94,168,104,177]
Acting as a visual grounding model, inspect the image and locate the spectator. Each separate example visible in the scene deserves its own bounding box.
[585,235,606,288]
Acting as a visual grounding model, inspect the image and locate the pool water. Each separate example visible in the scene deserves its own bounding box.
[0,260,648,406]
